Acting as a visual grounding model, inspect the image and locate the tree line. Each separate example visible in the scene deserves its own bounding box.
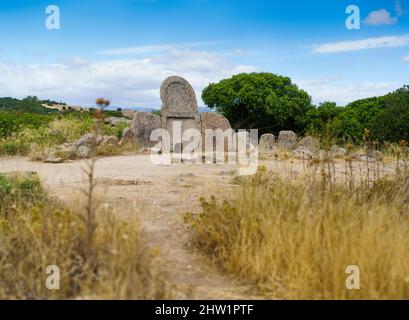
[202,73,409,144]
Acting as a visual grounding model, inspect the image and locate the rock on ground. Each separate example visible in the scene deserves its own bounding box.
[72,133,96,150]
[330,146,347,158]
[121,110,136,120]
[104,117,132,126]
[44,157,64,164]
[119,127,135,146]
[297,136,320,153]
[97,135,118,148]
[71,133,119,158]
[77,146,92,158]
[293,146,314,159]
[359,150,383,162]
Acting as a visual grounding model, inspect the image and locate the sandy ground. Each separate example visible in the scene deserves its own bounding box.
[0,154,400,299]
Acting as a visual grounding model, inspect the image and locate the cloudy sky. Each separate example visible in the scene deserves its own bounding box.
[0,0,408,108]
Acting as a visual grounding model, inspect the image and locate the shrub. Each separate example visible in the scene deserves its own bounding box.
[49,115,94,142]
[102,121,129,140]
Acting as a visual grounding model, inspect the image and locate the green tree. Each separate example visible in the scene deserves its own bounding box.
[372,86,409,142]
[201,73,313,134]
[306,101,343,134]
[333,96,386,144]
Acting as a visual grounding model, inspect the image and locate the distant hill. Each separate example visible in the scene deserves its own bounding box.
[107,106,213,113]
[0,96,59,114]
[0,97,214,115]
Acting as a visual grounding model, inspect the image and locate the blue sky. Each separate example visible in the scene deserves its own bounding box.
[0,0,407,107]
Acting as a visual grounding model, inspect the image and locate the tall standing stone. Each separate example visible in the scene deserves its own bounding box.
[160,76,200,152]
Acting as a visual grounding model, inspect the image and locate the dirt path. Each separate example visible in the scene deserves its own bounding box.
[0,155,261,299]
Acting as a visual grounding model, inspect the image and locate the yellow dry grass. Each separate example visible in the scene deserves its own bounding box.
[0,170,169,299]
[188,164,409,299]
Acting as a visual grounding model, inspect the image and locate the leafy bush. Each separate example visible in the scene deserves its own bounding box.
[101,110,124,117]
[0,172,44,207]
[0,110,54,140]
[102,121,129,140]
[306,101,343,148]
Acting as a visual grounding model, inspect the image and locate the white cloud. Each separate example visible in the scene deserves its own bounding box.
[98,41,223,56]
[233,49,251,57]
[298,77,402,105]
[99,44,173,56]
[313,34,409,53]
[0,49,257,108]
[395,0,405,16]
[365,9,398,25]
[403,54,409,62]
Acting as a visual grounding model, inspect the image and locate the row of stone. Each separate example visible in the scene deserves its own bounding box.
[259,131,348,159]
[260,131,318,152]
[121,111,231,148]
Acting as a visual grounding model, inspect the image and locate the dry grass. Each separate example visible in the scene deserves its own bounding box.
[187,163,409,299]
[0,171,169,299]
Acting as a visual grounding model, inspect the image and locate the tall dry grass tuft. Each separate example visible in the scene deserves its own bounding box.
[187,165,409,299]
[0,172,169,299]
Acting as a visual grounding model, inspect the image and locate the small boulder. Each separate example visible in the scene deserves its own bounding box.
[277,131,297,150]
[293,146,314,159]
[370,150,383,161]
[359,150,383,162]
[77,146,92,158]
[71,134,96,158]
[330,146,347,158]
[104,117,132,126]
[119,127,135,146]
[121,110,136,120]
[99,135,118,148]
[43,157,64,164]
[297,136,320,153]
[73,133,96,150]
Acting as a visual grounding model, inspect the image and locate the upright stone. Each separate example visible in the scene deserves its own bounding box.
[259,134,275,154]
[131,112,161,147]
[277,131,298,150]
[160,76,200,152]
[200,112,232,152]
